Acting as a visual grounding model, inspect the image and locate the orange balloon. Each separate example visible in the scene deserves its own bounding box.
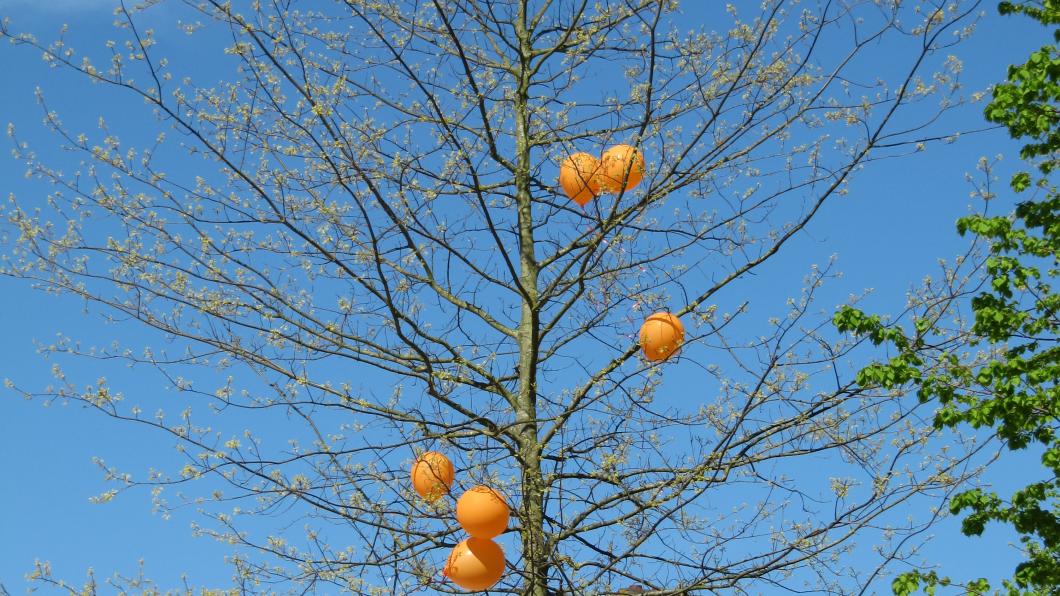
[559,152,601,206]
[456,485,510,539]
[411,451,454,501]
[639,312,684,362]
[598,144,645,193]
[443,537,505,591]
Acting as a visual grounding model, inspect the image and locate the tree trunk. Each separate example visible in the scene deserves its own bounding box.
[514,2,547,594]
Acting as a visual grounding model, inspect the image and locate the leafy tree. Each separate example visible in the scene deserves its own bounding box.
[2,1,988,593]
[834,1,1060,593]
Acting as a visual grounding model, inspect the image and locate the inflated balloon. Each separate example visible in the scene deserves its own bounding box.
[443,538,505,591]
[411,451,455,501]
[456,485,510,539]
[598,144,645,193]
[559,152,601,206]
[639,312,684,362]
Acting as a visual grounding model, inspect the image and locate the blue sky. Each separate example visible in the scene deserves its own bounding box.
[0,0,114,10]
[0,0,1051,593]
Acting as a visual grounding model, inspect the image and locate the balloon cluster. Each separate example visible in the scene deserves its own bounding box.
[559,146,685,361]
[559,144,645,207]
[411,452,510,591]
[405,148,681,591]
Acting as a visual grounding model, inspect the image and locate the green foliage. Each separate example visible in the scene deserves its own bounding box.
[892,571,989,596]
[990,1,1060,169]
[836,1,1060,593]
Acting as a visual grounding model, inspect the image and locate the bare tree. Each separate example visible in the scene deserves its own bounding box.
[2,0,993,593]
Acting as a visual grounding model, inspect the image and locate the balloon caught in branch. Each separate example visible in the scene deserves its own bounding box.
[456,485,510,539]
[639,312,684,362]
[598,144,645,193]
[444,537,506,591]
[411,451,455,502]
[559,152,601,207]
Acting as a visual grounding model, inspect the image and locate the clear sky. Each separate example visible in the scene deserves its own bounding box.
[0,1,1049,593]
